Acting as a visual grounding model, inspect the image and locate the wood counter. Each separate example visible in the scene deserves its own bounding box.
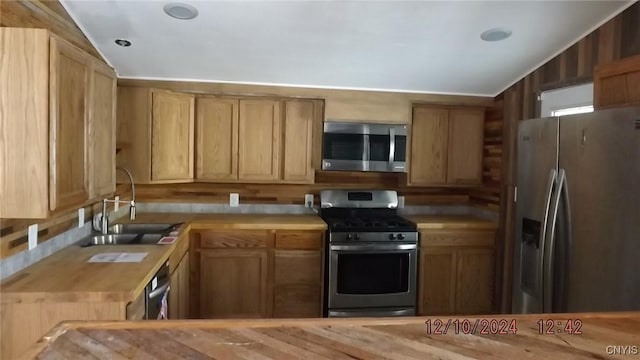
[24,312,640,359]
[405,215,497,230]
[124,213,328,230]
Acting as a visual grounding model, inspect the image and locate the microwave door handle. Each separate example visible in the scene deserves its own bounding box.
[388,127,396,170]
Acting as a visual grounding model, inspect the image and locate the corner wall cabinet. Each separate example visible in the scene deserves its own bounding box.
[0,28,116,218]
[418,229,495,315]
[116,87,195,184]
[409,106,484,186]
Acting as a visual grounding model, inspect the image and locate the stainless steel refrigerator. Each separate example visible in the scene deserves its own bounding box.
[512,107,640,313]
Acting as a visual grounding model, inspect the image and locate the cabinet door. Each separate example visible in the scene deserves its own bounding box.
[169,252,190,319]
[418,247,456,315]
[238,100,281,181]
[273,249,322,317]
[282,100,315,183]
[196,97,239,181]
[49,36,90,211]
[409,107,448,186]
[88,62,117,198]
[455,248,494,314]
[151,90,194,181]
[447,108,484,185]
[200,249,268,318]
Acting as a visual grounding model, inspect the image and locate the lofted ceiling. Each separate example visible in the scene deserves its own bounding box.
[61,0,632,96]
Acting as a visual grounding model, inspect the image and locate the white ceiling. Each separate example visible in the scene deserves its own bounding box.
[61,0,633,96]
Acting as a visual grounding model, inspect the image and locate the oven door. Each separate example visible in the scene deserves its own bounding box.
[328,243,417,310]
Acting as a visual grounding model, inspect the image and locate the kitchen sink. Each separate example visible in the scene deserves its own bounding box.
[108,223,179,234]
[84,233,165,246]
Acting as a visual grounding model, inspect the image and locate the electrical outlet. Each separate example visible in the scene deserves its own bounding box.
[398,196,405,208]
[304,194,314,208]
[230,193,240,207]
[114,196,120,211]
[28,224,38,250]
[78,208,85,228]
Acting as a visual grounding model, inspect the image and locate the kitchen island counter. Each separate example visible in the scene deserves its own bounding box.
[24,312,640,359]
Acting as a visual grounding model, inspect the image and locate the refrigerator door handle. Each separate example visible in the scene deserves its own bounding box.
[543,169,566,313]
[539,169,557,304]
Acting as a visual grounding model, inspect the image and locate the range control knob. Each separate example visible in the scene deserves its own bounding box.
[397,233,405,240]
[388,233,396,240]
[346,234,353,241]
[354,233,360,240]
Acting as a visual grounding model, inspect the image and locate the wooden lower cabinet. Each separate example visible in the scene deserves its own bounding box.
[191,229,324,319]
[169,251,190,319]
[273,249,322,318]
[455,248,494,315]
[418,230,495,316]
[199,248,269,318]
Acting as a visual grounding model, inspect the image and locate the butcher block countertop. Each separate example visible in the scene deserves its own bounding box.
[0,236,185,304]
[405,215,498,230]
[0,214,326,304]
[24,312,640,359]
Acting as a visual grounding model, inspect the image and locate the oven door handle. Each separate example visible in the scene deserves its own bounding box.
[330,243,417,251]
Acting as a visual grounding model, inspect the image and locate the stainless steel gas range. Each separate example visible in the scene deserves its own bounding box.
[319,189,418,317]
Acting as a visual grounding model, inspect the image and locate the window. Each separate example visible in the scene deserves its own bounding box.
[540,83,594,117]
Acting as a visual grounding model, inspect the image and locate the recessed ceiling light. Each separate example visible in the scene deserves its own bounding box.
[480,28,512,42]
[114,39,131,47]
[164,3,198,20]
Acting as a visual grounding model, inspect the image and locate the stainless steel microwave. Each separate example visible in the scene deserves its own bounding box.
[322,121,407,173]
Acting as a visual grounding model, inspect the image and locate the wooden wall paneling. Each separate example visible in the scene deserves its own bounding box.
[0,0,101,59]
[495,2,640,314]
[0,28,49,219]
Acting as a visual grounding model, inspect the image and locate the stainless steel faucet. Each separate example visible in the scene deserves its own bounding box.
[100,167,136,234]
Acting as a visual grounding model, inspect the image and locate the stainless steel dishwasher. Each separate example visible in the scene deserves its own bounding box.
[145,261,170,319]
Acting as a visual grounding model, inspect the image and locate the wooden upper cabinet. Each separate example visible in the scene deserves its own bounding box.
[409,105,484,186]
[49,36,91,211]
[594,55,640,109]
[447,108,484,185]
[1,28,117,218]
[409,107,449,185]
[88,61,117,199]
[116,88,194,184]
[195,97,239,181]
[0,28,50,218]
[282,100,315,183]
[151,90,195,181]
[238,99,281,181]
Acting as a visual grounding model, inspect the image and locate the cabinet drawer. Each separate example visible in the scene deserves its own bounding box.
[126,291,145,320]
[420,230,495,248]
[275,231,323,250]
[200,230,271,248]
